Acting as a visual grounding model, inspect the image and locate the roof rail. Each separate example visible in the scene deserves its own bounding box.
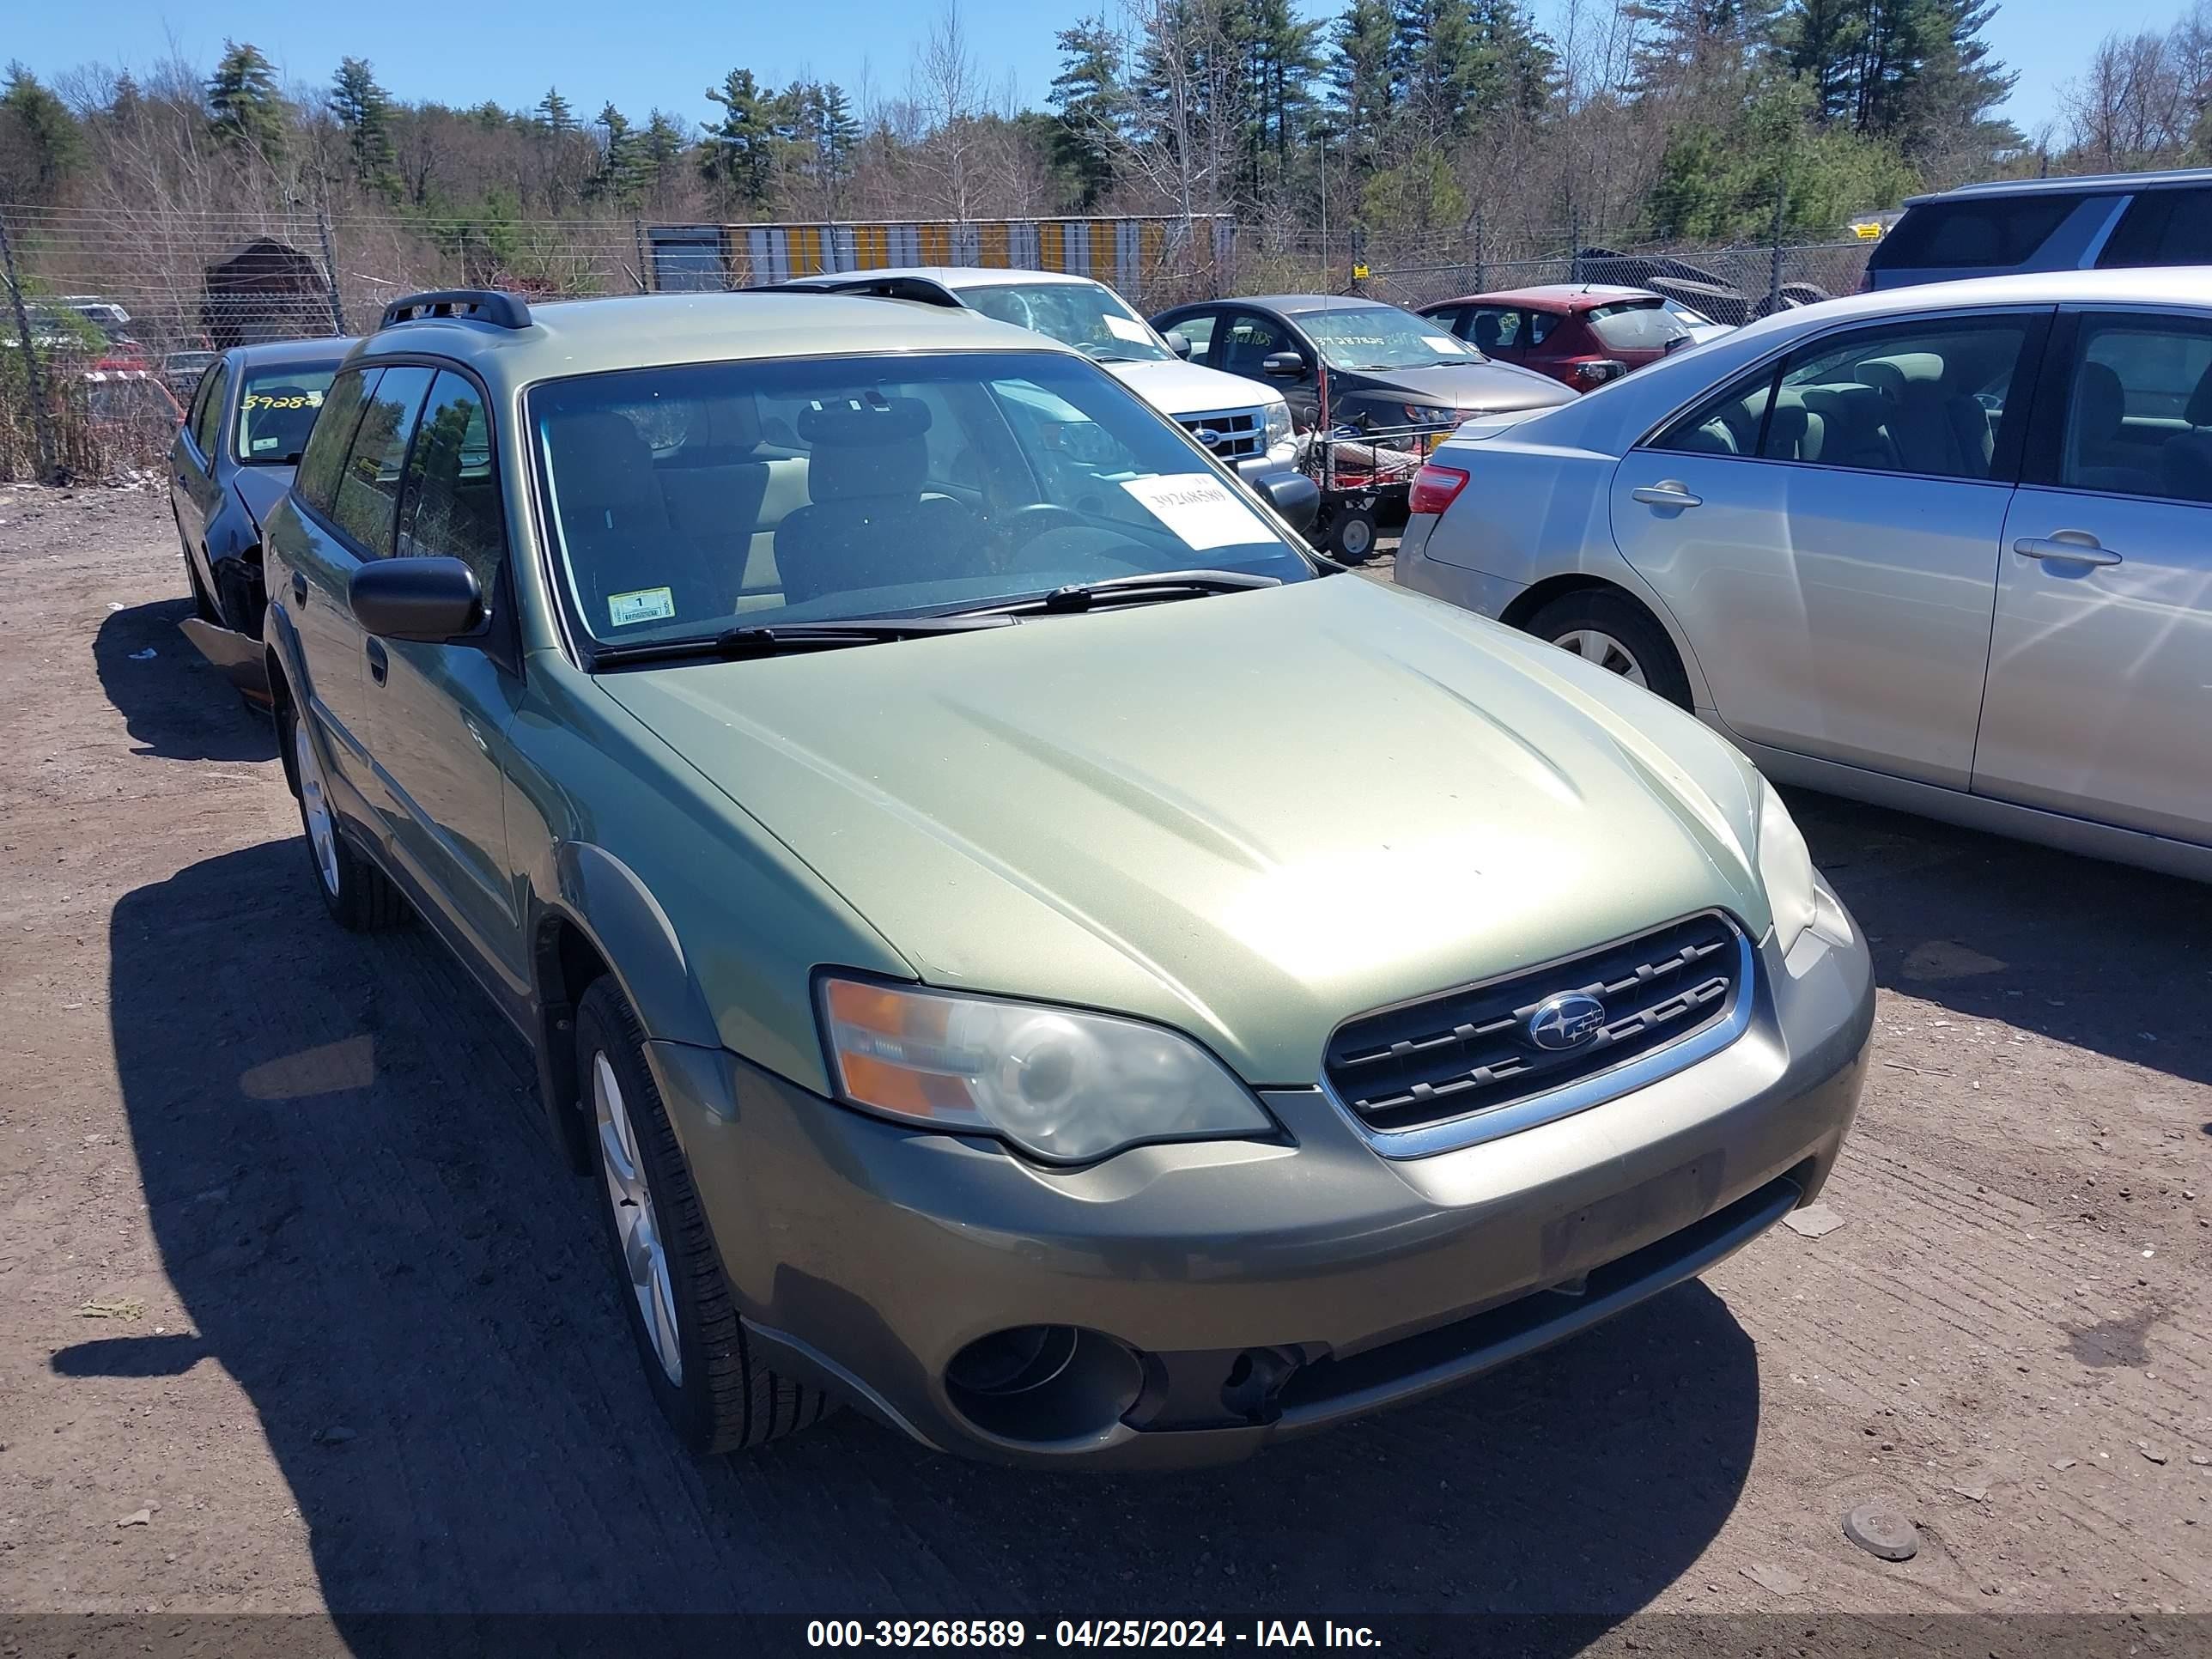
[378,289,532,331]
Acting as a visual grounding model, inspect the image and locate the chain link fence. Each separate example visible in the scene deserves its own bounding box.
[2,201,1879,482]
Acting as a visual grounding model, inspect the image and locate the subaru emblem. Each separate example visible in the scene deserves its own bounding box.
[1527,992,1607,1051]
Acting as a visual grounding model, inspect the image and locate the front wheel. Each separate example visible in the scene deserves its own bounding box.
[576,978,835,1454]
[1522,589,1693,710]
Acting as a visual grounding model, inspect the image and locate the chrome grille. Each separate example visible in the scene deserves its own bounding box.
[1176,407,1267,460]
[1323,915,1747,1135]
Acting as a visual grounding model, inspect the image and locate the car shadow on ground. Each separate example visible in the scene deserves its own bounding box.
[70,839,1760,1628]
[1788,787,2212,1089]
[93,599,275,763]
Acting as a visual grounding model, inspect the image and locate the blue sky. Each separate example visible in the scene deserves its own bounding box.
[10,0,2190,141]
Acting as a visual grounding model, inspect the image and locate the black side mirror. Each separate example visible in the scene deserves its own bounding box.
[1261,350,1305,380]
[349,556,484,643]
[1165,329,1194,360]
[1260,471,1321,532]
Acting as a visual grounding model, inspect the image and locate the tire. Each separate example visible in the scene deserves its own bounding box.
[183,545,219,624]
[575,977,835,1455]
[1523,588,1693,710]
[1326,506,1378,564]
[277,695,410,932]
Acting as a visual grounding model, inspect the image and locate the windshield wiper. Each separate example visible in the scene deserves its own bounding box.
[972,568,1283,617]
[591,614,1015,667]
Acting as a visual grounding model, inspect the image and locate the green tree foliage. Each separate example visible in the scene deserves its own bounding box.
[702,69,777,212]
[536,87,577,134]
[1328,0,1396,177]
[330,58,400,199]
[1646,74,1916,237]
[594,103,645,209]
[206,40,288,159]
[0,64,83,204]
[1049,16,1129,207]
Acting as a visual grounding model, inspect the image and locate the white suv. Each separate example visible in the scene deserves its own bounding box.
[776,267,1300,484]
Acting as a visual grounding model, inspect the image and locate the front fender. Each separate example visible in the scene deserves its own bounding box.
[546,842,721,1050]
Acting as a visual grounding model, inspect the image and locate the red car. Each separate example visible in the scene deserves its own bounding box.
[1417,284,1695,392]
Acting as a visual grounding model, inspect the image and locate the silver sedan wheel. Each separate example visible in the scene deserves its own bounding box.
[294,717,341,897]
[1553,629,1650,689]
[593,1051,683,1383]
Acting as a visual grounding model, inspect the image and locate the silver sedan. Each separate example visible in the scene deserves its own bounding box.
[1396,267,2212,882]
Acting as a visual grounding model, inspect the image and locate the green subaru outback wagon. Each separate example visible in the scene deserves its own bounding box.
[258,286,1873,1468]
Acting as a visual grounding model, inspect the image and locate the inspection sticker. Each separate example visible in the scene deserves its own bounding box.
[1121,473,1268,550]
[607,586,676,627]
[1103,313,1152,343]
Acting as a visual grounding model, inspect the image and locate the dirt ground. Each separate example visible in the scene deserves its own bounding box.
[0,484,2207,1638]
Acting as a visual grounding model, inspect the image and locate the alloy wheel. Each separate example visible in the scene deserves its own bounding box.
[1552,629,1649,688]
[294,718,341,897]
[593,1051,683,1383]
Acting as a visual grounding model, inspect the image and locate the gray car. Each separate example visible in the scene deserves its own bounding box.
[1397,267,2212,883]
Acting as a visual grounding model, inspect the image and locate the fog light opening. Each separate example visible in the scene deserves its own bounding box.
[944,1326,1145,1443]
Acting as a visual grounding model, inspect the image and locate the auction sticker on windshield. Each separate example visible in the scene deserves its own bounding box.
[1122,473,1269,550]
[1103,313,1152,343]
[1421,334,1468,354]
[608,586,677,627]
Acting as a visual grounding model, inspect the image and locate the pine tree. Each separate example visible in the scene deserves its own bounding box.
[206,40,288,158]
[594,102,645,208]
[330,57,399,198]
[702,69,777,212]
[1466,0,1558,121]
[1329,0,1396,179]
[1049,16,1129,207]
[639,110,690,204]
[1627,0,1779,100]
[1390,0,1478,142]
[0,64,82,204]
[536,87,577,134]
[1777,0,1862,121]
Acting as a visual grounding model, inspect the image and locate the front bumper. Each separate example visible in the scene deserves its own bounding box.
[652,899,1872,1469]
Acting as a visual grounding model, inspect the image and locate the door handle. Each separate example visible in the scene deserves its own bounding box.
[2014,532,2121,568]
[1632,481,1703,508]
[366,639,388,685]
[291,571,307,605]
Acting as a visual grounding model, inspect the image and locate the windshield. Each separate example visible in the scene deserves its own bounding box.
[234,365,338,465]
[953,281,1174,363]
[530,350,1312,649]
[1298,306,1483,371]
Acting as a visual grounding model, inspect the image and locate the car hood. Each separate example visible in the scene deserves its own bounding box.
[599,578,1769,1086]
[1105,356,1280,416]
[1343,362,1573,413]
[230,465,295,534]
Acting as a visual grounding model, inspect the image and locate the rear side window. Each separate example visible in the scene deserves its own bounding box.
[189,362,230,457]
[331,366,435,558]
[398,371,506,588]
[1874,197,2077,270]
[1464,307,1522,351]
[1763,319,2030,478]
[1586,301,1691,352]
[294,368,376,517]
[1651,368,1778,458]
[2095,188,2212,267]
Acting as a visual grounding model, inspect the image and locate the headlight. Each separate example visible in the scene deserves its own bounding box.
[1262,398,1291,447]
[817,978,1273,1163]
[1756,783,1818,956]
